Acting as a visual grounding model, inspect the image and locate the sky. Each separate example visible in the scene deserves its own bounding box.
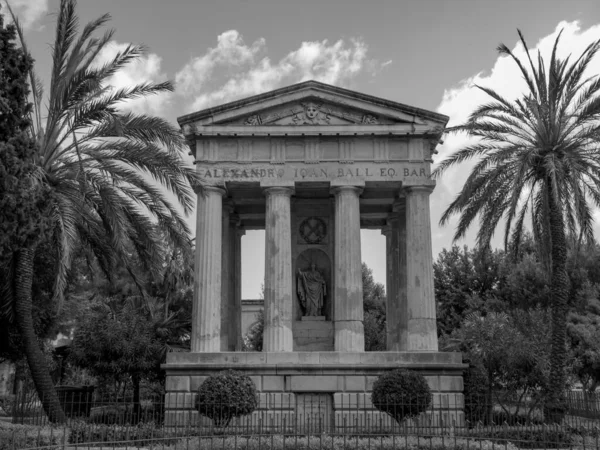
[7,0,600,298]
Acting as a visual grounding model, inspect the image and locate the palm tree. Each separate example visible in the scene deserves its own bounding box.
[433,31,600,420]
[3,0,197,422]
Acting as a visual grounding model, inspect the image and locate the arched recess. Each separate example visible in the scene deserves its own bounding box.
[295,248,331,320]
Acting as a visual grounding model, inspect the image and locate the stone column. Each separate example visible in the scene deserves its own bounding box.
[192,185,225,352]
[381,222,395,350]
[220,203,233,351]
[332,185,364,352]
[405,185,438,351]
[263,185,294,352]
[233,226,245,351]
[393,201,408,351]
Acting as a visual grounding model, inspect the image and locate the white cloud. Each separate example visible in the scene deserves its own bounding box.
[93,41,171,117]
[175,30,383,113]
[6,0,48,29]
[431,20,600,254]
[88,31,384,123]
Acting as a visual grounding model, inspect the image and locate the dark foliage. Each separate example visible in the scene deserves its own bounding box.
[0,239,59,362]
[195,370,258,428]
[0,5,59,421]
[0,5,53,263]
[371,369,432,424]
[68,421,176,446]
[462,364,492,426]
[243,310,264,352]
[362,263,386,351]
[433,29,600,417]
[462,427,572,448]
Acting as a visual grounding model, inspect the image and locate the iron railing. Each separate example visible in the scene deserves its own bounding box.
[1,393,599,449]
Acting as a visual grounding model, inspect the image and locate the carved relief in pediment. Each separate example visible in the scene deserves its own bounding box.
[240,102,386,126]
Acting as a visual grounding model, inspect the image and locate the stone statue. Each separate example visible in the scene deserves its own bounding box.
[297,263,326,316]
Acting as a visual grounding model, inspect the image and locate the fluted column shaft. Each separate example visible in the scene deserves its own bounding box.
[385,206,406,351]
[233,227,245,351]
[220,205,232,351]
[192,185,225,352]
[333,186,365,352]
[381,223,394,350]
[405,186,438,351]
[390,205,410,352]
[263,187,294,352]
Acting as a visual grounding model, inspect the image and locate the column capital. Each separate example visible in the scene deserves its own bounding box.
[404,184,435,195]
[199,184,226,197]
[263,186,295,197]
[330,185,363,196]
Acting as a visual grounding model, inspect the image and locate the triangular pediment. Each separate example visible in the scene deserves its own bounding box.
[219,97,400,126]
[178,81,448,132]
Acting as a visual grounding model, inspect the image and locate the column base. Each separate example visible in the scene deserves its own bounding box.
[334,321,365,352]
[408,318,438,351]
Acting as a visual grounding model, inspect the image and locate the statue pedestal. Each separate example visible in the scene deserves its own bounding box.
[294,318,333,351]
[301,315,326,322]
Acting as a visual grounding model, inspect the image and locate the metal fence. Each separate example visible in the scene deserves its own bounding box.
[2,392,600,449]
[567,391,600,419]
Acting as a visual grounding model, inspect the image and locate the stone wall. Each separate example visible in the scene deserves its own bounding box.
[163,351,465,432]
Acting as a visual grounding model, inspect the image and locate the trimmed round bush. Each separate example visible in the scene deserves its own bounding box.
[195,370,257,428]
[371,369,432,423]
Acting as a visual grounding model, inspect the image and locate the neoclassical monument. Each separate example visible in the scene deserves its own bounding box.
[163,81,465,429]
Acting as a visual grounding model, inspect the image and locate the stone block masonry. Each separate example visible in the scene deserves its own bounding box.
[163,351,466,431]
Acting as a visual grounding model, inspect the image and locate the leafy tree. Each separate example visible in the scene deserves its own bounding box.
[362,263,386,351]
[1,239,60,363]
[69,295,189,420]
[2,0,198,422]
[0,4,57,419]
[433,30,600,416]
[434,246,503,336]
[454,310,550,423]
[499,253,550,310]
[242,309,264,352]
[567,296,600,393]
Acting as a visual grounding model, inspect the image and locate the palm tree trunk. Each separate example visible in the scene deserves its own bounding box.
[546,183,569,422]
[13,248,66,424]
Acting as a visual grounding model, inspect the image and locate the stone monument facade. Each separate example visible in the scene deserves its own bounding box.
[163,81,465,430]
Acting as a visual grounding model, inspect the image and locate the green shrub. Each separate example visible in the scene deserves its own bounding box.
[69,420,176,446]
[371,369,432,424]
[0,423,64,450]
[89,405,129,424]
[490,408,544,426]
[461,426,573,449]
[0,395,15,417]
[195,370,257,428]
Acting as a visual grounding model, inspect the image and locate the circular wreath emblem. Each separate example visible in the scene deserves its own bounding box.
[299,217,327,244]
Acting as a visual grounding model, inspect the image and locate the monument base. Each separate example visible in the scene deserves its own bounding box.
[162,351,466,432]
[293,318,333,351]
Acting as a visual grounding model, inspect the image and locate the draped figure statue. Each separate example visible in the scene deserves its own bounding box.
[297,263,326,316]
